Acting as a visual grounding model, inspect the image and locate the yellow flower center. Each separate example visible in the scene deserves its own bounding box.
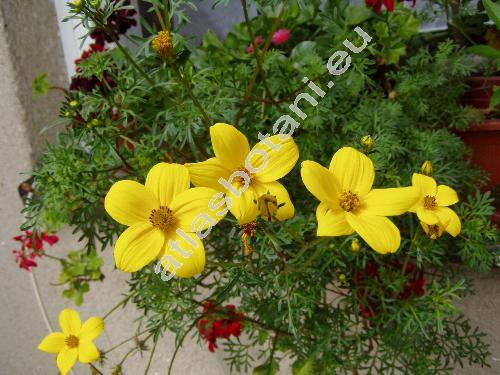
[258,193,279,220]
[423,195,437,209]
[149,206,176,231]
[234,168,252,188]
[152,30,173,59]
[339,191,360,212]
[65,335,79,348]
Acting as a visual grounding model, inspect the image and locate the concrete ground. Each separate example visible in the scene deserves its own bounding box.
[0,1,498,374]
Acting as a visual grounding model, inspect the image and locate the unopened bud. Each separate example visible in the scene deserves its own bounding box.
[351,239,360,253]
[421,160,433,176]
[339,274,346,282]
[360,135,374,150]
[90,118,99,127]
[69,100,79,108]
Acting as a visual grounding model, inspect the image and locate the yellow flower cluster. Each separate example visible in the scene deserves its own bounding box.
[102,124,461,278]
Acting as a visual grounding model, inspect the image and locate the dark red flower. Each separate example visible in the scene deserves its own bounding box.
[365,0,415,13]
[90,0,136,46]
[197,301,244,352]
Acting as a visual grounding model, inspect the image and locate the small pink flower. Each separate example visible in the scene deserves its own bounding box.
[271,28,291,46]
[246,35,264,54]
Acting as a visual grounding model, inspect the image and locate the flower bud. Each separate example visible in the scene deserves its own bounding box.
[360,135,374,150]
[72,0,83,9]
[421,160,433,176]
[69,100,79,108]
[152,31,173,59]
[351,239,360,252]
[91,0,99,8]
[90,118,99,127]
[65,111,73,118]
[339,274,346,282]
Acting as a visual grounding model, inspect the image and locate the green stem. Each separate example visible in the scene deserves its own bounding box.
[170,63,212,130]
[144,336,158,375]
[167,317,201,375]
[89,363,104,375]
[103,296,129,320]
[102,328,150,355]
[266,332,279,375]
[240,0,272,99]
[235,0,288,126]
[42,253,63,262]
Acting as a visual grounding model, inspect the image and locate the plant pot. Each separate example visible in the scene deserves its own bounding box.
[460,76,500,223]
[461,76,500,109]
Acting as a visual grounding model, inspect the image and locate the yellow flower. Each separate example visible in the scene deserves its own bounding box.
[105,163,222,276]
[152,30,173,59]
[186,123,299,224]
[301,147,419,254]
[409,173,461,237]
[38,309,103,375]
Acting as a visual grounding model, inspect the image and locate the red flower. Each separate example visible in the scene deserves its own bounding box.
[271,28,291,46]
[11,231,59,272]
[365,0,394,13]
[246,35,263,54]
[197,301,244,352]
[13,250,38,271]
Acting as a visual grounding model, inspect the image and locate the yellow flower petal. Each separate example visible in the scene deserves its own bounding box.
[363,187,419,216]
[78,340,100,363]
[145,163,190,206]
[186,158,231,190]
[316,203,353,236]
[38,332,65,354]
[159,231,206,278]
[250,135,299,182]
[210,123,250,170]
[57,347,78,375]
[416,207,439,225]
[345,212,400,254]
[329,147,374,196]
[170,187,223,231]
[253,180,295,221]
[59,309,81,335]
[412,173,437,197]
[301,160,340,207]
[105,180,159,226]
[436,185,459,207]
[436,207,461,236]
[80,317,104,342]
[114,223,165,272]
[229,186,259,224]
